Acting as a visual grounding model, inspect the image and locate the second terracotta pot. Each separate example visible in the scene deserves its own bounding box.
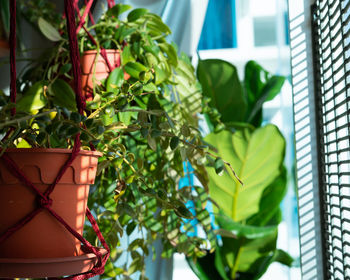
[81,49,129,101]
[0,148,101,259]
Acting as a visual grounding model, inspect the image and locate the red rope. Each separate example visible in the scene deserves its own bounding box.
[45,134,81,196]
[76,0,94,34]
[86,0,96,25]
[9,0,16,116]
[65,0,86,115]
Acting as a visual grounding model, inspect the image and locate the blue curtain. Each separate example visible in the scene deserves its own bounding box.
[198,0,237,50]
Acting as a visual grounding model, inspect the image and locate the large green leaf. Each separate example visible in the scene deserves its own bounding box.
[244,61,285,126]
[186,253,226,280]
[197,59,247,124]
[244,61,269,107]
[16,81,47,112]
[37,17,62,42]
[205,124,285,222]
[215,213,278,239]
[50,79,77,111]
[239,248,294,279]
[246,166,287,226]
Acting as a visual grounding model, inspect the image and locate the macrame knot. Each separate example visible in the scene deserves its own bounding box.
[38,196,53,208]
[92,266,104,274]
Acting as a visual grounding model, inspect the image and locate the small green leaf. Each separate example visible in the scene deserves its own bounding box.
[157,189,167,200]
[170,136,179,150]
[175,206,193,219]
[106,68,124,92]
[106,4,132,18]
[50,79,77,111]
[151,129,161,138]
[126,222,137,235]
[147,134,157,151]
[59,63,71,74]
[37,17,62,42]
[70,112,81,123]
[121,45,134,65]
[127,8,148,22]
[137,158,143,169]
[181,125,191,137]
[159,43,178,66]
[214,158,225,176]
[154,64,168,85]
[124,62,148,79]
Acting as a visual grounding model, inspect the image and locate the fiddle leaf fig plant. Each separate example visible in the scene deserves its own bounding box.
[187,59,293,279]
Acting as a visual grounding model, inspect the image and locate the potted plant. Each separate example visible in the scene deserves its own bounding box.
[1,2,225,279]
[186,59,294,279]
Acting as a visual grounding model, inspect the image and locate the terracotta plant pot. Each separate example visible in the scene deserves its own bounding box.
[81,49,130,100]
[0,148,101,259]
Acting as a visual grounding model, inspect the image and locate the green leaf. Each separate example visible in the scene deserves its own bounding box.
[127,8,148,22]
[50,79,77,111]
[106,4,132,18]
[274,249,294,266]
[244,60,269,107]
[17,81,47,112]
[247,75,286,125]
[59,63,71,74]
[197,59,247,124]
[154,63,169,85]
[216,213,277,239]
[175,205,193,219]
[124,62,148,79]
[244,61,285,126]
[147,133,157,151]
[214,158,225,176]
[246,166,287,226]
[121,45,134,65]
[242,249,293,279]
[214,246,231,280]
[106,68,124,92]
[186,253,226,280]
[145,13,171,34]
[170,136,179,150]
[205,125,285,222]
[159,43,178,67]
[37,17,62,42]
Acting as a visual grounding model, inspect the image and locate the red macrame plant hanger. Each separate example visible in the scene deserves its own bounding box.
[0,0,113,278]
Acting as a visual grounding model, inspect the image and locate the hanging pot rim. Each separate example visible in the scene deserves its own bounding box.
[83,49,120,55]
[1,148,102,157]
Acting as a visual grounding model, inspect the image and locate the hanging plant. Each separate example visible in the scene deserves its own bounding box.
[0,1,236,279]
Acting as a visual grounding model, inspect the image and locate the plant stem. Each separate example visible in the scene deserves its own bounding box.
[231,245,243,279]
[0,109,56,129]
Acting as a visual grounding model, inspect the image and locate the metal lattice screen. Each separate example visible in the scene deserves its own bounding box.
[312,0,350,279]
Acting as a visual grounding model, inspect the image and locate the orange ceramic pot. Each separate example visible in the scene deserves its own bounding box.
[81,49,130,100]
[0,148,101,258]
